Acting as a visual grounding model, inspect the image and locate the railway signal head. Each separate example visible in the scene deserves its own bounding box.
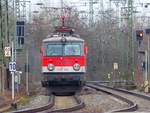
[136,30,144,40]
[136,30,144,45]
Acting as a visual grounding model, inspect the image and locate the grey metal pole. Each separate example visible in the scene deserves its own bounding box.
[6,0,9,44]
[144,50,149,92]
[26,48,29,95]
[11,41,15,100]
[11,0,16,100]
[148,36,150,81]
[29,1,31,23]
[0,0,2,93]
[145,50,148,80]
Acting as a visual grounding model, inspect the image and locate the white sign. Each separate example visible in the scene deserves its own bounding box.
[4,47,11,57]
[113,63,118,70]
[15,71,21,84]
[108,73,111,79]
[15,75,18,83]
[9,62,16,72]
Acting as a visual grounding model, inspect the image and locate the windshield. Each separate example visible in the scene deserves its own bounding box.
[45,43,83,56]
[64,44,81,56]
[46,44,63,56]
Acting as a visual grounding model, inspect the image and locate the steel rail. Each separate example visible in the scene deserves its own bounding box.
[50,95,85,112]
[95,83,150,100]
[10,95,54,113]
[87,84,138,112]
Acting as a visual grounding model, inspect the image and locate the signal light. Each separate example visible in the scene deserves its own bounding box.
[136,30,144,45]
[139,32,143,37]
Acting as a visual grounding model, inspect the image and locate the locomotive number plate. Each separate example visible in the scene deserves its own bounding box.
[57,67,63,71]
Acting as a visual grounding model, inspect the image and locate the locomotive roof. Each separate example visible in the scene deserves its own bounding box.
[43,35,84,43]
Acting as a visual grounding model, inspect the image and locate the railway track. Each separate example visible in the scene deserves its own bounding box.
[95,83,150,112]
[87,83,138,112]
[88,83,150,112]
[96,83,150,100]
[8,82,150,113]
[10,95,85,113]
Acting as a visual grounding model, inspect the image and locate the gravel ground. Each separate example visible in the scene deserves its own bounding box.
[51,96,76,110]
[17,95,50,110]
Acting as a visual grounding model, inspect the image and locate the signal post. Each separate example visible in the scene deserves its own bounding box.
[145,28,150,93]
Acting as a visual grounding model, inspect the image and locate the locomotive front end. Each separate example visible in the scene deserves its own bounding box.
[41,35,87,95]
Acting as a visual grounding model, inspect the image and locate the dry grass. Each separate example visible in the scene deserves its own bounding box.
[16,96,30,106]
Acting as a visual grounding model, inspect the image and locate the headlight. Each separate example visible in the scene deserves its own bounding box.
[47,64,55,71]
[61,37,67,43]
[73,63,80,71]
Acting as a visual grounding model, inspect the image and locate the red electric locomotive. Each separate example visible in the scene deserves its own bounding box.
[41,26,87,95]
